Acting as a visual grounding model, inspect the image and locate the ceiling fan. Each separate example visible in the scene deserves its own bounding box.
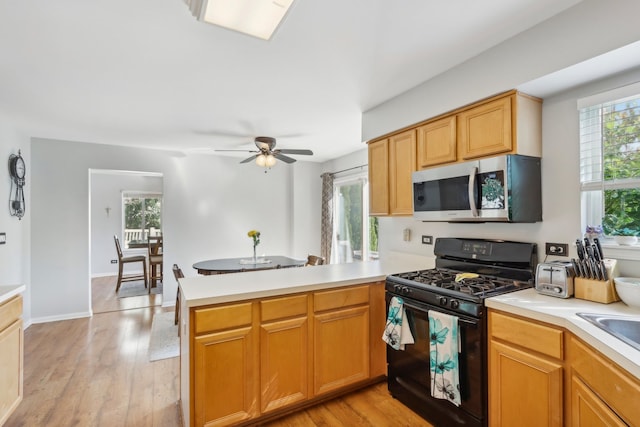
[216,136,313,167]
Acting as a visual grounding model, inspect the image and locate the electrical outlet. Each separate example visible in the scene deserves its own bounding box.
[0,232,5,244]
[545,242,569,256]
[422,235,433,245]
[111,259,118,264]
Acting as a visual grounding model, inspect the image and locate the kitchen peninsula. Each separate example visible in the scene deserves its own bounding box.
[178,257,433,427]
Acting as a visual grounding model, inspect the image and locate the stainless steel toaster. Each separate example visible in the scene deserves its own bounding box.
[535,262,574,298]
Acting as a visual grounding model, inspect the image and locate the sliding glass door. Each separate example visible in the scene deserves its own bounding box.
[332,174,378,263]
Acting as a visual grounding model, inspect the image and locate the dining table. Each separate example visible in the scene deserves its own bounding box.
[192,255,306,275]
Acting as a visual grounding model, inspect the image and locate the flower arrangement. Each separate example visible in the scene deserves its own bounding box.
[585,224,603,239]
[248,230,260,262]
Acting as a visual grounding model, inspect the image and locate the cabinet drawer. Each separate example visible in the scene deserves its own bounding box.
[569,336,640,425]
[0,296,22,332]
[194,302,253,335]
[489,311,563,359]
[314,285,369,312]
[261,294,308,323]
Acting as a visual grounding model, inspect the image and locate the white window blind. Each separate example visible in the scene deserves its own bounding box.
[579,83,640,237]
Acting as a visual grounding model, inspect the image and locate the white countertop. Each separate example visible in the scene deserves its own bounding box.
[180,255,434,308]
[486,288,640,379]
[0,285,25,305]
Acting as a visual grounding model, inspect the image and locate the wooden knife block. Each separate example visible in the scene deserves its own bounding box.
[574,259,620,304]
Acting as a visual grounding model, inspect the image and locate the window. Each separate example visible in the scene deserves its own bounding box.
[122,192,162,248]
[579,83,640,240]
[331,173,378,263]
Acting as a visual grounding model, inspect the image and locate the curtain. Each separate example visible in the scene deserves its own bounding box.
[320,173,334,262]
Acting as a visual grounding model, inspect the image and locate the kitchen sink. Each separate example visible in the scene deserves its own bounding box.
[576,313,640,352]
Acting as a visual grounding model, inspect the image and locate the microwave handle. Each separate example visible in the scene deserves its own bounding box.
[468,166,478,217]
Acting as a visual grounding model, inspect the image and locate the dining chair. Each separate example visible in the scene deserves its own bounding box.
[113,235,148,293]
[172,264,184,329]
[306,254,325,266]
[148,236,163,289]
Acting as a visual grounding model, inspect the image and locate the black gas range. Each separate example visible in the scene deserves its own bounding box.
[385,238,537,427]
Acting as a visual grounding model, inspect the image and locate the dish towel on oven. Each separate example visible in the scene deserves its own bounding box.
[428,310,461,406]
[382,296,414,350]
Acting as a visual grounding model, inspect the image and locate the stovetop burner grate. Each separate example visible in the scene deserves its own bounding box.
[391,268,526,297]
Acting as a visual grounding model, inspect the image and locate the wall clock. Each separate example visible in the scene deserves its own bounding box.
[8,150,25,219]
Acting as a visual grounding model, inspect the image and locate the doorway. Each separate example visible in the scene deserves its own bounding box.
[89,169,164,314]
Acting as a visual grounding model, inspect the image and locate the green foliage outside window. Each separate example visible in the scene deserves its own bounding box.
[124,197,162,231]
[601,100,640,236]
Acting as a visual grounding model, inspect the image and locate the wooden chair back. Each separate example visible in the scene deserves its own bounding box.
[114,235,124,260]
[173,264,184,280]
[148,236,163,257]
[306,254,325,266]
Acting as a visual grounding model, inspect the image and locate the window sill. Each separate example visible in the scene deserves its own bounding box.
[601,243,640,261]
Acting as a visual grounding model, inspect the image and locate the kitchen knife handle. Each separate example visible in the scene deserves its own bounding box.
[594,237,604,259]
[576,239,585,260]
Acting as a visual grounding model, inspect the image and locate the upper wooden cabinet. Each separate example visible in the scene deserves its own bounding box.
[368,138,389,216]
[368,129,416,217]
[458,92,541,160]
[417,115,457,167]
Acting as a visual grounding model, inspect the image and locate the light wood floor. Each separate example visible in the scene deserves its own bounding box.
[6,281,432,427]
[92,275,163,314]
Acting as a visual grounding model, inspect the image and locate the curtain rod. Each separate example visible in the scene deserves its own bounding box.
[322,164,367,177]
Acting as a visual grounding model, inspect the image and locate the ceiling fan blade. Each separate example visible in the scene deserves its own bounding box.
[277,149,313,155]
[215,149,258,152]
[240,154,259,164]
[274,153,297,164]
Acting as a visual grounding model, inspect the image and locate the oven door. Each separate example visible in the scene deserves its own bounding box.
[386,292,486,427]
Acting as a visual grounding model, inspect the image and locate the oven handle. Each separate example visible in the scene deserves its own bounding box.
[401,301,480,327]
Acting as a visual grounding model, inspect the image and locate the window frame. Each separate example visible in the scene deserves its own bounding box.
[121,191,163,249]
[579,82,640,256]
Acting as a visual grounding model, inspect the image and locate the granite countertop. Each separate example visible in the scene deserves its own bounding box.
[486,288,640,379]
[0,285,26,305]
[180,254,435,308]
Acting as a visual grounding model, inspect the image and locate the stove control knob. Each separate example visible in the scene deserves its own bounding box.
[450,299,460,309]
[401,286,411,294]
[439,296,448,306]
[394,284,401,292]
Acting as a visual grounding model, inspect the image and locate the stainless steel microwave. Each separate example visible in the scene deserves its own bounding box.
[412,154,542,222]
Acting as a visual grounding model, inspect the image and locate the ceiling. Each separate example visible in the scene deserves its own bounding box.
[0,0,593,162]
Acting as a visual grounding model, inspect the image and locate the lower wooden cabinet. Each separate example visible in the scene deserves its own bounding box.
[568,335,640,426]
[313,305,369,395]
[188,283,384,427]
[0,296,23,426]
[488,311,564,427]
[570,376,626,427]
[193,325,258,426]
[489,309,640,427]
[259,295,309,413]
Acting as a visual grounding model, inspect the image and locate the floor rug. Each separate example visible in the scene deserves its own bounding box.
[117,281,163,298]
[149,311,179,362]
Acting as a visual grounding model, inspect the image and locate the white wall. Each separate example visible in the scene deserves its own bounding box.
[90,172,163,276]
[0,113,31,322]
[30,138,320,323]
[363,0,640,142]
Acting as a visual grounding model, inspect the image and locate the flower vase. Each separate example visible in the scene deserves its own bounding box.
[253,246,257,263]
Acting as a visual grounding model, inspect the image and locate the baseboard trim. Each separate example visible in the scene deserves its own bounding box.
[30,311,92,324]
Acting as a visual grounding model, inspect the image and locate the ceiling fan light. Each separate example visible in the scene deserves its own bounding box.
[255,154,267,167]
[265,154,277,167]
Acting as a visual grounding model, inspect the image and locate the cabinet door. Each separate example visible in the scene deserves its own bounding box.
[313,306,369,395]
[489,340,563,427]
[368,139,389,216]
[0,320,23,426]
[260,316,309,413]
[388,129,416,215]
[194,327,257,427]
[571,376,626,427]
[417,116,457,168]
[458,96,512,160]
